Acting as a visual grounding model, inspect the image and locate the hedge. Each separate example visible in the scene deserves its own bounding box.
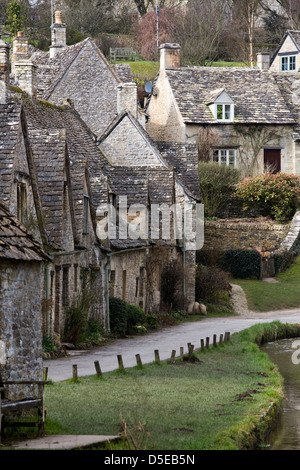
[221,249,261,279]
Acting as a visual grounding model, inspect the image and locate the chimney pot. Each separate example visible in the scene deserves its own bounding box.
[50,11,66,57]
[54,11,63,24]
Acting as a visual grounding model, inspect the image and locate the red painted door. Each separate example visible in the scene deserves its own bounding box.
[264,149,281,173]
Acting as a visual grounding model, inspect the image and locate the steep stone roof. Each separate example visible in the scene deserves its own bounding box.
[273,73,300,140]
[0,202,50,262]
[21,97,109,247]
[156,142,201,200]
[163,67,295,125]
[30,38,131,101]
[0,102,22,206]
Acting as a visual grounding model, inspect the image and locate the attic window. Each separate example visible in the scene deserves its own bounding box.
[281,55,296,71]
[217,104,232,121]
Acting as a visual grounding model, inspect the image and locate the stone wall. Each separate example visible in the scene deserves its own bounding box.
[100,114,163,167]
[0,261,44,389]
[204,219,289,252]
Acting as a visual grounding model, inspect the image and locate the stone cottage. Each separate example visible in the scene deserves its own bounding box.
[0,36,109,338]
[0,202,50,383]
[11,11,136,138]
[97,82,201,311]
[145,43,297,177]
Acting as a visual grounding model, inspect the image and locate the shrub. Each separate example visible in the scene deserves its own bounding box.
[198,162,241,218]
[195,264,231,304]
[234,173,300,221]
[126,303,146,330]
[221,249,261,279]
[109,297,128,336]
[109,298,147,336]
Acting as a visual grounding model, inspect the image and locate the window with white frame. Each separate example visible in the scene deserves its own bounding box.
[216,104,232,121]
[281,55,296,71]
[212,149,237,167]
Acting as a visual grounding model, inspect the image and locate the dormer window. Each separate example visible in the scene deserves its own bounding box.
[217,104,232,121]
[207,88,234,123]
[281,55,296,71]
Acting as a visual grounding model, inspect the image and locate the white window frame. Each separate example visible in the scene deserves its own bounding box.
[281,55,296,72]
[212,149,237,167]
[216,103,233,121]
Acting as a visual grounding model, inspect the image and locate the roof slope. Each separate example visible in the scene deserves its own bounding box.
[0,202,49,262]
[30,38,132,101]
[164,67,295,124]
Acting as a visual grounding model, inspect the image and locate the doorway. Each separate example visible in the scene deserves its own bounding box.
[264,148,281,173]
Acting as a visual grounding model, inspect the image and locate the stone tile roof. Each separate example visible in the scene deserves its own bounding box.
[0,102,22,206]
[21,97,109,246]
[156,142,201,201]
[0,202,50,262]
[163,67,295,124]
[30,38,130,101]
[273,73,300,140]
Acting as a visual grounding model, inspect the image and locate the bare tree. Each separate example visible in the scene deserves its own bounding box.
[232,0,263,66]
[174,0,229,65]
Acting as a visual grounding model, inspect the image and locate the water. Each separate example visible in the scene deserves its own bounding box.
[262,338,300,450]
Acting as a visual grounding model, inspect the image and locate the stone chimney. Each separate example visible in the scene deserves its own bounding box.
[50,11,66,59]
[257,52,270,71]
[0,39,10,104]
[117,82,138,118]
[159,43,181,70]
[14,60,37,98]
[12,31,29,75]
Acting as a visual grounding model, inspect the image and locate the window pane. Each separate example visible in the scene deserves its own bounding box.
[212,150,219,163]
[281,57,288,71]
[229,150,236,166]
[290,56,296,70]
[217,105,223,119]
[225,105,231,120]
[220,150,227,165]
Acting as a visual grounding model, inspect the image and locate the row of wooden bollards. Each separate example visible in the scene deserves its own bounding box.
[47,331,231,381]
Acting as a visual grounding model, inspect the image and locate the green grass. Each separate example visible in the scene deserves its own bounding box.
[32,322,298,450]
[232,254,300,312]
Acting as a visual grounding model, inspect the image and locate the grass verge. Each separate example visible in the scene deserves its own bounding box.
[232,254,300,312]
[26,322,298,450]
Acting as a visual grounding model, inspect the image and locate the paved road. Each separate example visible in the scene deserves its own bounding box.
[44,309,300,382]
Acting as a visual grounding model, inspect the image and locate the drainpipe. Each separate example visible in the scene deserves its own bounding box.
[45,263,51,336]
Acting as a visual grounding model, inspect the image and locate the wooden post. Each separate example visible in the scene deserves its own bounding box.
[136,354,143,368]
[206,337,210,349]
[201,339,205,351]
[219,334,223,345]
[43,367,48,380]
[180,347,184,361]
[224,332,230,343]
[72,364,78,381]
[171,350,176,363]
[188,344,194,358]
[213,334,217,347]
[154,350,160,364]
[117,355,124,371]
[94,360,102,377]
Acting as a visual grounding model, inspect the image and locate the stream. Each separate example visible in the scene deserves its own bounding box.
[262,338,300,450]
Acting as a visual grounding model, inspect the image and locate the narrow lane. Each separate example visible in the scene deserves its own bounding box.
[44,309,300,382]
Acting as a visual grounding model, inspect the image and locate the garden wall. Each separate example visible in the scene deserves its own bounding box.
[204,219,289,252]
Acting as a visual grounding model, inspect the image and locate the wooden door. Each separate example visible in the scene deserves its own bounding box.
[264,149,281,173]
